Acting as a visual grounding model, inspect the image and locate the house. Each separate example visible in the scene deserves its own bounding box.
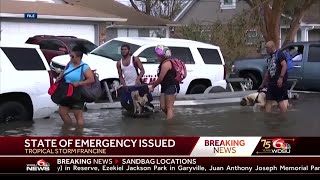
[0,0,126,45]
[174,0,320,45]
[63,0,175,41]
[281,1,320,44]
[175,0,249,25]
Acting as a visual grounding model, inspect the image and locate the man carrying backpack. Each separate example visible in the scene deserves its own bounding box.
[259,41,289,113]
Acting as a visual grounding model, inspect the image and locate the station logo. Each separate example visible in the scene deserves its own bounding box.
[26,159,50,172]
[258,138,293,154]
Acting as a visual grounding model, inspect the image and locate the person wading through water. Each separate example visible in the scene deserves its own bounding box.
[149,45,180,120]
[259,41,289,113]
[57,45,95,126]
[116,44,145,111]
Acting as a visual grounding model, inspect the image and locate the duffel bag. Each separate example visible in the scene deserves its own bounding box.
[80,71,102,103]
[51,82,81,104]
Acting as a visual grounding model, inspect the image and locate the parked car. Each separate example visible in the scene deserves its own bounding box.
[26,35,97,62]
[0,42,57,122]
[230,41,320,91]
[50,37,227,101]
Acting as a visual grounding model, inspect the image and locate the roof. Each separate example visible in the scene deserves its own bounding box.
[174,0,196,22]
[0,0,126,22]
[111,37,220,49]
[63,0,174,27]
[175,0,320,25]
[303,0,320,24]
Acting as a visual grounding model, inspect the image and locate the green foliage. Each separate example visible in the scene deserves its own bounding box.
[283,0,303,17]
[174,10,262,70]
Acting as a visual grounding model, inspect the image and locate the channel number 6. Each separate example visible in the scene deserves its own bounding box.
[261,138,285,149]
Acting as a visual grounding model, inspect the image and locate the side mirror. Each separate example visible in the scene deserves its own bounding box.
[139,57,148,63]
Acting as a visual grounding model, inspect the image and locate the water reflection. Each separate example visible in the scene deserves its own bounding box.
[260,113,289,133]
[0,93,319,136]
[60,124,84,136]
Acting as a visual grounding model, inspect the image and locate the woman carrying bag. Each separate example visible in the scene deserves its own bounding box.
[56,45,95,126]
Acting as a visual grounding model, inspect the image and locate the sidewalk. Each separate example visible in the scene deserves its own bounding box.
[86,91,254,110]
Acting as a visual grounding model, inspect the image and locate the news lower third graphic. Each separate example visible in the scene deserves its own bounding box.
[255,138,294,154]
[26,159,50,172]
[0,137,320,175]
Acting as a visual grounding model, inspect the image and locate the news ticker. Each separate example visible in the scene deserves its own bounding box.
[2,157,320,174]
[0,136,320,174]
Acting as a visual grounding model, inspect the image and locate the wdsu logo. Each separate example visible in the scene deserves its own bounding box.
[26,159,50,172]
[260,138,292,154]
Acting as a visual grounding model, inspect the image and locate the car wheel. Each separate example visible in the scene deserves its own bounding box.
[189,84,208,94]
[0,101,30,122]
[208,86,230,93]
[242,73,259,90]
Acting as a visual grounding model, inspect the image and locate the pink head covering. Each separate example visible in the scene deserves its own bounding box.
[155,45,171,58]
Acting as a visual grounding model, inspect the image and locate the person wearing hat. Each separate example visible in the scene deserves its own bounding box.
[149,45,180,120]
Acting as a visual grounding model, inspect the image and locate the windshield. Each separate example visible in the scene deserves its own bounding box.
[69,40,98,53]
[91,40,141,61]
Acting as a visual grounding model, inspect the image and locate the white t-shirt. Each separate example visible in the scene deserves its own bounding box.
[121,56,138,86]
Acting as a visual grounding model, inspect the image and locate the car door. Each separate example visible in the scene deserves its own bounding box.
[1,46,51,98]
[281,44,305,89]
[168,46,195,94]
[136,46,196,96]
[39,40,68,62]
[136,46,161,96]
[302,44,320,91]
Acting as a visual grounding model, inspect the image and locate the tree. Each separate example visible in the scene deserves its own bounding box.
[129,0,190,20]
[244,0,315,48]
[174,13,261,70]
[129,0,156,15]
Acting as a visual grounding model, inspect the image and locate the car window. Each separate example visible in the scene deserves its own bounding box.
[138,47,158,63]
[308,45,320,62]
[1,47,46,70]
[283,45,304,62]
[198,48,222,64]
[169,47,195,64]
[138,47,195,64]
[69,40,98,53]
[39,40,66,51]
[91,40,140,61]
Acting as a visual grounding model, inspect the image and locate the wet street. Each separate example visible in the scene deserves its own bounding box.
[0,93,319,136]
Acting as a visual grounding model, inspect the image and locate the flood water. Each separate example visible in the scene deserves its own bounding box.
[0,93,319,137]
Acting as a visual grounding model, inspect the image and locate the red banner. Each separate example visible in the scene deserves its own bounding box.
[0,136,320,175]
[0,137,199,155]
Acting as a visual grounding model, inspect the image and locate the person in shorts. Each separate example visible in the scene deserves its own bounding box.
[149,45,180,120]
[57,45,95,126]
[259,41,289,113]
[116,44,145,112]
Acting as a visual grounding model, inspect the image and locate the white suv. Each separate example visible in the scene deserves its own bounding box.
[0,42,57,122]
[50,37,227,101]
